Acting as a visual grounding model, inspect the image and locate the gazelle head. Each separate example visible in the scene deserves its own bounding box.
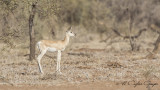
[66,27,76,37]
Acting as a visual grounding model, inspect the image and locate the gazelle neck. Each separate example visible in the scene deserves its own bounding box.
[63,33,70,46]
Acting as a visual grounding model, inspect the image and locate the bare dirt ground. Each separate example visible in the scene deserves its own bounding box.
[0,80,160,90]
[0,41,160,90]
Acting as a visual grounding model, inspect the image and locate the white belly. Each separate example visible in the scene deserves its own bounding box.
[47,47,57,52]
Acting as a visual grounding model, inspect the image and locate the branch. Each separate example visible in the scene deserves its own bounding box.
[112,28,147,39]
[150,24,160,34]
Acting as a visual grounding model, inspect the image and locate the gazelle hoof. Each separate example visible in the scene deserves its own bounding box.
[40,71,44,74]
[56,71,62,75]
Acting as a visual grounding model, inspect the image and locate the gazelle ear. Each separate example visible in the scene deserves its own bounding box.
[68,26,72,30]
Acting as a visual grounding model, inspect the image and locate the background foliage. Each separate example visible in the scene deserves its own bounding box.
[0,0,160,49]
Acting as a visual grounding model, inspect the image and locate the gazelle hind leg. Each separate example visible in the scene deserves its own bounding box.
[37,50,47,74]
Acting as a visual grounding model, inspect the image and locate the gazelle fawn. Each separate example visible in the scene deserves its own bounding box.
[37,27,76,74]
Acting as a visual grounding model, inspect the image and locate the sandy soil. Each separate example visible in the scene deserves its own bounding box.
[0,41,160,90]
[0,80,160,90]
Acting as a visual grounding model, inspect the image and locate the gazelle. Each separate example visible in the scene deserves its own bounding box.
[36,27,76,74]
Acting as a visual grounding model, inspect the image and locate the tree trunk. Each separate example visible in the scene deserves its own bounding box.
[145,24,160,59]
[146,34,160,59]
[29,4,36,61]
[129,12,135,51]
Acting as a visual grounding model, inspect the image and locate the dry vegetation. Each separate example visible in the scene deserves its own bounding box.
[0,0,160,89]
[0,43,160,85]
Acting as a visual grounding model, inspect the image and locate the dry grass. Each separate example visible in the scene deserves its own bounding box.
[0,39,160,86]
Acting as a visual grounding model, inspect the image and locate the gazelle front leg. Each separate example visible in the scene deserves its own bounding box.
[56,50,62,74]
[37,50,47,74]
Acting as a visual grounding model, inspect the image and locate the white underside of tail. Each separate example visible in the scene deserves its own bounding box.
[37,41,42,52]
